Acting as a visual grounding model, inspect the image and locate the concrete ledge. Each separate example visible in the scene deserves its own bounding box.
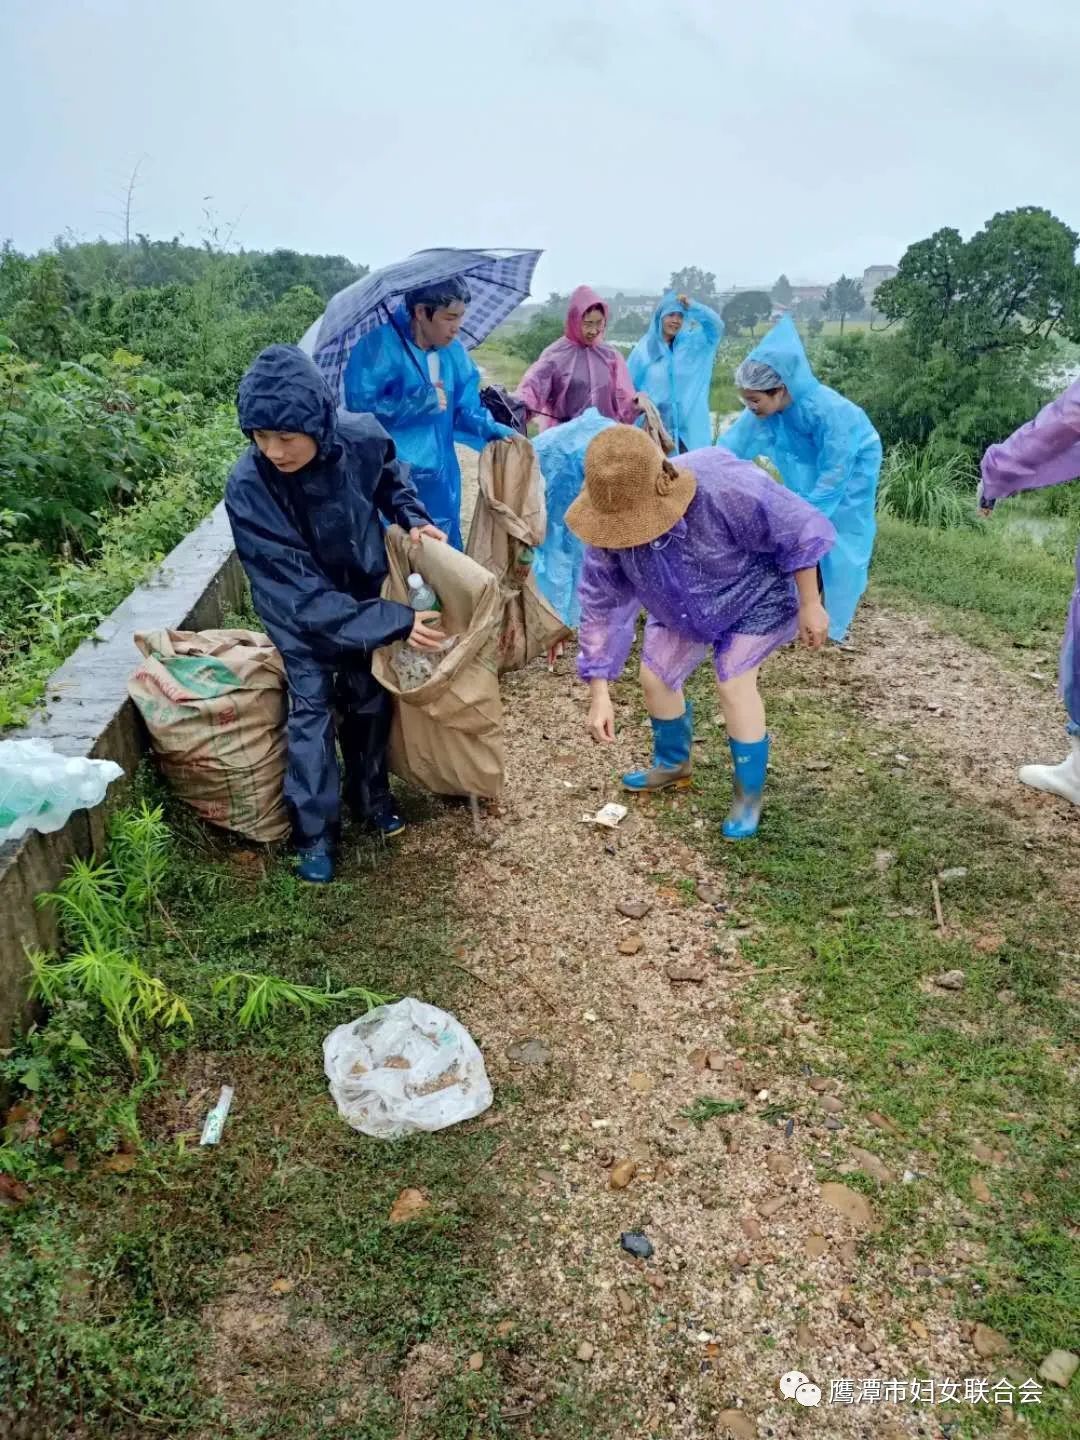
[0,502,244,1041]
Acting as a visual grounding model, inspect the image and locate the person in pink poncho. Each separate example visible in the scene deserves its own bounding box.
[980,379,1080,806]
[515,286,642,431]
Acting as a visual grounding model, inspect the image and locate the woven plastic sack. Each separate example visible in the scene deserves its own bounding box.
[128,629,289,843]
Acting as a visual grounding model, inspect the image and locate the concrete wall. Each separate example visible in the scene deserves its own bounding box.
[0,502,244,1042]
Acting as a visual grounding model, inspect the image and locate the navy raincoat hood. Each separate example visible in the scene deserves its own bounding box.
[237,344,339,458]
[225,345,432,671]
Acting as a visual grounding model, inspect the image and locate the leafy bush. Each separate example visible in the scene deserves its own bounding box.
[0,344,191,551]
[0,401,239,726]
[503,312,563,365]
[813,330,1051,464]
[877,445,979,529]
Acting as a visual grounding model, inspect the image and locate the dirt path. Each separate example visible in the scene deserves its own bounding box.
[388,457,1077,1436]
[838,605,1079,860]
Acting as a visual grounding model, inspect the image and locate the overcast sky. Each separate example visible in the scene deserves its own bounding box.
[3,0,1078,296]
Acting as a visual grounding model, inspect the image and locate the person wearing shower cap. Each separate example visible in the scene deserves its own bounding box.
[718,316,882,641]
[343,274,516,548]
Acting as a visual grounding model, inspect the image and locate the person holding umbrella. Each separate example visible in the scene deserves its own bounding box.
[342,276,518,548]
[225,345,448,884]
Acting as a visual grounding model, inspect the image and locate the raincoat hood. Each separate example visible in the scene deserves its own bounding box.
[565,286,610,346]
[640,292,689,362]
[237,345,338,457]
[744,317,816,401]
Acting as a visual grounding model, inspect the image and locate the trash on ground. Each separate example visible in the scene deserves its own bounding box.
[389,1187,431,1224]
[582,803,628,828]
[0,740,124,844]
[324,997,493,1139]
[199,1085,235,1146]
[620,1230,654,1260]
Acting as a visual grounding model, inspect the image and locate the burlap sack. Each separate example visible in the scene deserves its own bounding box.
[466,436,571,672]
[371,530,505,799]
[637,395,676,455]
[129,629,289,843]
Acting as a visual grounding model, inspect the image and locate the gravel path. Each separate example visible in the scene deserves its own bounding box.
[382,466,1071,1435]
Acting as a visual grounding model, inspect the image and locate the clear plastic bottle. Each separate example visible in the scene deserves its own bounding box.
[407,573,441,613]
[395,575,444,691]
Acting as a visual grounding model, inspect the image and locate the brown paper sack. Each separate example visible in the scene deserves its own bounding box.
[466,435,571,673]
[371,529,505,799]
[128,629,289,842]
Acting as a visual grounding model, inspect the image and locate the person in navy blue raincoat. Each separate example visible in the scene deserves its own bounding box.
[342,277,516,549]
[226,345,449,883]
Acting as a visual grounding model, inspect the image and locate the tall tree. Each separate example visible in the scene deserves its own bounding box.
[876,207,1080,356]
[772,273,793,306]
[668,266,719,308]
[823,275,865,334]
[721,290,773,338]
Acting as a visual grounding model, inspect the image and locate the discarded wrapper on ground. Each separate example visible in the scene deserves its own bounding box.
[323,997,493,1139]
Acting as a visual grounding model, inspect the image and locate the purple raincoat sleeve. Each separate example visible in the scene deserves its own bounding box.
[576,547,641,681]
[980,379,1080,504]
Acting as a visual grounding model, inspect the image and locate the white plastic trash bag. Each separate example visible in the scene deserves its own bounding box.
[323,998,493,1139]
[0,740,124,844]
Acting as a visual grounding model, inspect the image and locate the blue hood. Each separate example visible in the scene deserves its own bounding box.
[745,316,817,401]
[236,345,338,457]
[639,291,688,363]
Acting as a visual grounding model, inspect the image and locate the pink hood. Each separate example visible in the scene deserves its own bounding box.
[564,285,609,346]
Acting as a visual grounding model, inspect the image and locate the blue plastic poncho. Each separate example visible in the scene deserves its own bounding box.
[342,304,511,548]
[717,317,881,641]
[226,345,430,843]
[628,294,723,453]
[532,408,616,628]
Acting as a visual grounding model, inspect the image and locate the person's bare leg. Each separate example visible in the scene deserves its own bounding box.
[714,667,765,742]
[641,662,686,720]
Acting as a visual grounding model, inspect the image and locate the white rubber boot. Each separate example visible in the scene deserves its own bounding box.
[1018,736,1080,806]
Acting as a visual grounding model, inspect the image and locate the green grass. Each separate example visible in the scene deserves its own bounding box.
[471,341,527,391]
[661,674,1078,1436]
[871,513,1076,653]
[3,775,635,1439]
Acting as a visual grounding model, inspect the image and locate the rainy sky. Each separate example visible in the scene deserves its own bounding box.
[3,0,1078,295]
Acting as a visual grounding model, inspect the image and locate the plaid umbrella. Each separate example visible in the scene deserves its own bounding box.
[300,247,542,398]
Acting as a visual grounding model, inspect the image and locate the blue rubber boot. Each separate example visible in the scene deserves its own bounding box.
[295,838,335,883]
[623,704,694,793]
[722,736,770,840]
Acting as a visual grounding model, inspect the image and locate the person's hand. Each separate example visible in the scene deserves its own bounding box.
[409,524,448,545]
[632,393,646,412]
[434,381,448,412]
[587,693,616,743]
[677,293,690,308]
[408,611,445,651]
[798,600,830,650]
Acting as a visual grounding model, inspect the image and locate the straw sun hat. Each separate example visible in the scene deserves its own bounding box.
[565,425,696,549]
